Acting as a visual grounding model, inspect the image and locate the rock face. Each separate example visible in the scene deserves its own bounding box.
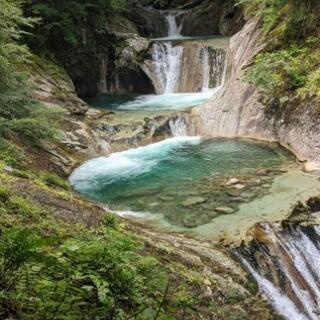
[181,0,244,37]
[191,18,320,167]
[29,55,182,174]
[107,34,155,94]
[129,0,244,37]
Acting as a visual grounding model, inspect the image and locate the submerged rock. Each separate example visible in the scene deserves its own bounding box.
[215,207,235,214]
[181,196,207,207]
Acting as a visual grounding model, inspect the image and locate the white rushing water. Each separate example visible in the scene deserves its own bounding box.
[165,12,183,38]
[201,47,228,92]
[151,11,227,95]
[238,255,309,320]
[169,117,188,136]
[152,42,184,93]
[239,224,320,320]
[70,136,201,189]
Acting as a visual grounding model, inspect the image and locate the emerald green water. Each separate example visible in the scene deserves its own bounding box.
[70,137,295,228]
[85,92,213,111]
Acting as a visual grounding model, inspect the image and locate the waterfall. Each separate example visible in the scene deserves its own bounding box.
[152,42,183,94]
[169,117,188,136]
[145,10,228,95]
[201,47,210,92]
[150,12,184,94]
[237,223,320,320]
[165,12,183,37]
[201,47,228,93]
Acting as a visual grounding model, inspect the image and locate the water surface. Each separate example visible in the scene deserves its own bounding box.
[86,92,214,111]
[70,137,300,235]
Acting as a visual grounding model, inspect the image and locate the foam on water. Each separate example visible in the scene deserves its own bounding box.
[70,136,202,191]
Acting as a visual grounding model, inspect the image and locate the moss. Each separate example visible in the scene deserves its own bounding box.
[7,196,44,218]
[0,186,11,203]
[42,173,70,190]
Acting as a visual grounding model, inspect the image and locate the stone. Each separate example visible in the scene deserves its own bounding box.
[3,166,13,173]
[215,207,235,214]
[225,178,240,186]
[181,197,207,207]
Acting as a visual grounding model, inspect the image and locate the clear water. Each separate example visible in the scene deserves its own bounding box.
[70,138,294,228]
[86,92,213,111]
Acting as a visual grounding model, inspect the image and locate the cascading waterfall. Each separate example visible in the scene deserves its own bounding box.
[201,47,227,92]
[237,223,320,320]
[169,117,188,136]
[149,10,228,94]
[151,12,184,94]
[165,12,183,38]
[152,42,183,94]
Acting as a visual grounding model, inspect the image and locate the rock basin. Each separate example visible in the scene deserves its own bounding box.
[68,136,317,243]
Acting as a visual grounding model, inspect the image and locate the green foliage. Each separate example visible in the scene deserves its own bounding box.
[0,188,44,218]
[26,0,126,48]
[247,43,320,95]
[237,0,319,43]
[0,0,62,144]
[103,213,119,229]
[0,138,24,166]
[43,173,70,190]
[239,0,320,98]
[0,224,169,319]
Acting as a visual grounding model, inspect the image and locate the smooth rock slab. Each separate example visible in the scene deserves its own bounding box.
[181,197,207,207]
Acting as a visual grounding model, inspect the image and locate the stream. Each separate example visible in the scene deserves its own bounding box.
[72,9,320,320]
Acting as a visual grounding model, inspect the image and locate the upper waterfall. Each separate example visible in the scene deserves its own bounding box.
[141,11,229,95]
[165,12,183,38]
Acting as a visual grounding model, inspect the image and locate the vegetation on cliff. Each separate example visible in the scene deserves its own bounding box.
[0,0,62,165]
[0,2,272,319]
[24,0,128,96]
[239,0,320,99]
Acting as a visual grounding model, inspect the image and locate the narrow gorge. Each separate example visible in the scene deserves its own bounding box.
[69,3,320,319]
[1,0,320,319]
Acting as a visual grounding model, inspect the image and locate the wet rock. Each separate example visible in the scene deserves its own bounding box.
[181,196,207,207]
[215,207,235,214]
[3,166,13,173]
